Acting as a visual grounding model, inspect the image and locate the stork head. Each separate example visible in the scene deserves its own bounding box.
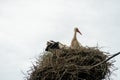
[74,27,82,35]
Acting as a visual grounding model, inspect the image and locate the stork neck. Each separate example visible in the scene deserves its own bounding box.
[73,31,77,39]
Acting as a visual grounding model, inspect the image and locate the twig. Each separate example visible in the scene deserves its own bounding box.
[59,69,67,80]
[90,52,120,69]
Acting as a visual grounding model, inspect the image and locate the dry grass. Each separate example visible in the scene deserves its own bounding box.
[27,47,113,80]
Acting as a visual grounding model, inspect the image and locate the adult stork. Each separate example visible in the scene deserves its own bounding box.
[70,27,82,49]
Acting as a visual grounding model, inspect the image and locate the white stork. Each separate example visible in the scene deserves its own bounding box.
[70,27,82,49]
[45,40,69,51]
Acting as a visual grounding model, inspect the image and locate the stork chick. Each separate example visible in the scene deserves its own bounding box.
[70,27,82,49]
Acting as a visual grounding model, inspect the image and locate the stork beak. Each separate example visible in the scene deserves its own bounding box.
[77,29,82,35]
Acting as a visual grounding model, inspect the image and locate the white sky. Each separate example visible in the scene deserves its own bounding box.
[0,0,120,80]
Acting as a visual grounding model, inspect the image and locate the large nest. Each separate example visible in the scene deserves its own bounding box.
[27,47,112,80]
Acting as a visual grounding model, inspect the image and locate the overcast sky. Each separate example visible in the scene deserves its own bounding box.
[0,0,120,80]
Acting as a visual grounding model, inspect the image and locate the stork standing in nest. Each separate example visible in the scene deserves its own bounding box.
[70,27,82,49]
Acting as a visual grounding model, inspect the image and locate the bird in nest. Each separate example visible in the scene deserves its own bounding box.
[70,27,82,49]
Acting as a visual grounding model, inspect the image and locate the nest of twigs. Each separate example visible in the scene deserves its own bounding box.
[27,47,112,80]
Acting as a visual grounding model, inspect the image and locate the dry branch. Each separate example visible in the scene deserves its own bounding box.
[90,52,120,69]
